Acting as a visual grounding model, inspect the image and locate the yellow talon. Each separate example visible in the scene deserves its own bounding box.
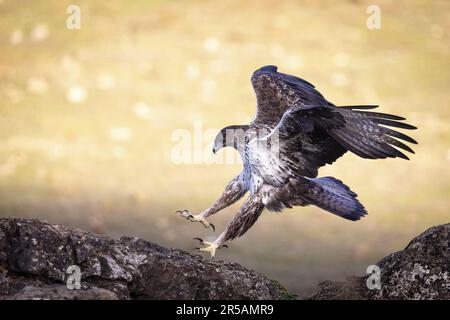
[176,210,215,231]
[188,214,214,230]
[196,240,218,259]
[199,243,218,259]
[193,238,228,259]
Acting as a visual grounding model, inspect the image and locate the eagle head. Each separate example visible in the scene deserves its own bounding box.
[212,125,249,154]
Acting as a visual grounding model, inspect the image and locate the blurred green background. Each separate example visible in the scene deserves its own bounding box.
[0,0,449,296]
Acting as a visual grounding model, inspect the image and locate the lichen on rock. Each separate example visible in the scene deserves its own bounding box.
[309,223,449,300]
[0,218,287,300]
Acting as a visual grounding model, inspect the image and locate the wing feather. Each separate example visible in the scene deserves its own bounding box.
[251,65,333,128]
[249,66,417,178]
[269,105,417,170]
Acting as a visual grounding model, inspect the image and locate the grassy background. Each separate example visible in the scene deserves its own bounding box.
[0,0,449,295]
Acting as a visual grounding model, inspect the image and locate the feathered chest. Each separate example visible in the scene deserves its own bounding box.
[241,138,293,193]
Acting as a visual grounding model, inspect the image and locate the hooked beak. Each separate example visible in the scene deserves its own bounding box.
[212,143,218,154]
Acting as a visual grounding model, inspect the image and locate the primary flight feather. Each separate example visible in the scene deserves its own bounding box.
[177,65,417,258]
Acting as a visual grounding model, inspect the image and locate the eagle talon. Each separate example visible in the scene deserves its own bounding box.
[176,210,215,231]
[192,238,228,258]
[175,210,190,218]
[194,239,218,258]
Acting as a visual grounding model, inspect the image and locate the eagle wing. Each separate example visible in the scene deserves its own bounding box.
[264,104,417,178]
[251,65,333,128]
[250,66,417,178]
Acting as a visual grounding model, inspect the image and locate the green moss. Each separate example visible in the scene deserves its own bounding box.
[270,280,297,300]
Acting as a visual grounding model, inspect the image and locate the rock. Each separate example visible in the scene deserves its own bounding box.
[309,223,449,300]
[1,218,447,300]
[0,218,288,300]
[6,283,118,300]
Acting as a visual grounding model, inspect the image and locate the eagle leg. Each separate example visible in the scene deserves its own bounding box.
[176,210,215,231]
[193,237,228,259]
[221,194,265,242]
[175,175,246,231]
[194,195,264,259]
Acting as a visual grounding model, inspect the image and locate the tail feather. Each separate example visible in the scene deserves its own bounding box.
[330,106,417,160]
[339,105,379,110]
[301,177,367,221]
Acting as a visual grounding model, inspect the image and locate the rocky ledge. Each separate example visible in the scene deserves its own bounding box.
[0,218,289,300]
[0,218,448,300]
[309,223,449,300]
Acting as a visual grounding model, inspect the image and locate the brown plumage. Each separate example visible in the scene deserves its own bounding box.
[178,65,417,258]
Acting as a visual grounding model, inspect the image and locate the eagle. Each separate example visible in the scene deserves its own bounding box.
[177,65,417,258]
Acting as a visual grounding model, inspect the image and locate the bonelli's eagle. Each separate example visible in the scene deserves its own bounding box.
[177,65,417,258]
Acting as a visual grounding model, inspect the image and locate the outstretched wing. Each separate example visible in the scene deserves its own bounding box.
[251,65,333,128]
[266,104,417,177]
[250,65,349,177]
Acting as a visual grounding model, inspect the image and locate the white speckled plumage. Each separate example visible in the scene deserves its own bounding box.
[179,65,417,257]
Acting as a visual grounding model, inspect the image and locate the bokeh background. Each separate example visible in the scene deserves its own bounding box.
[0,0,449,296]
